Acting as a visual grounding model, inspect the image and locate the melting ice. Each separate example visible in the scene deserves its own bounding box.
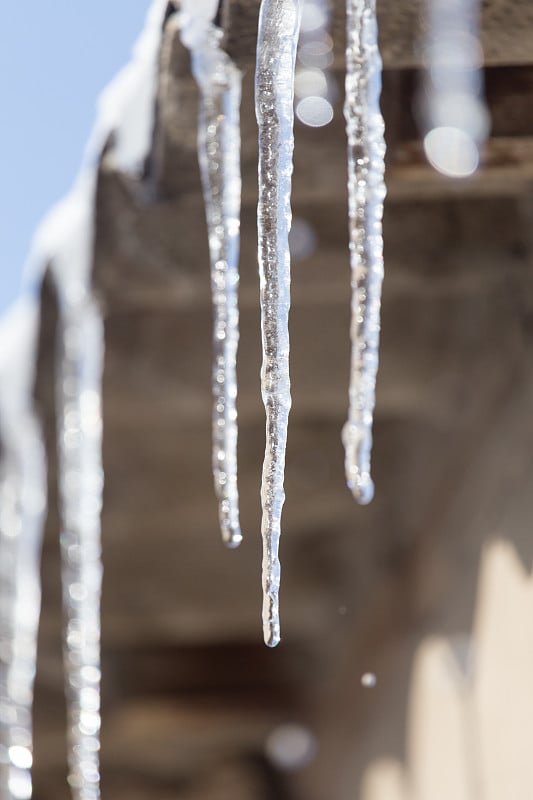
[0,22,390,799]
[255,0,303,646]
[187,12,244,549]
[0,298,46,800]
[0,1,169,796]
[342,0,386,505]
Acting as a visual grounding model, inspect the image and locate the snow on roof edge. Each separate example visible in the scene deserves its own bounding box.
[22,0,170,300]
[0,0,169,413]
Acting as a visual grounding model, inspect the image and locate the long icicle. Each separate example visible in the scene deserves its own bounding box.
[342,0,386,505]
[255,0,303,647]
[192,25,243,549]
[56,297,104,800]
[0,301,46,800]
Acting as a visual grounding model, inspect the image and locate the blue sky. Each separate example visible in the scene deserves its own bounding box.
[0,2,154,313]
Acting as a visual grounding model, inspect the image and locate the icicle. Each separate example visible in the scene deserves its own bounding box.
[419,0,490,178]
[9,3,168,795]
[0,298,47,800]
[255,0,303,647]
[342,0,386,505]
[56,296,104,800]
[42,166,104,800]
[191,25,243,549]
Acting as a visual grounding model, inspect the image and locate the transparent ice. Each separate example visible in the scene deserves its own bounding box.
[255,0,303,646]
[191,25,243,549]
[0,2,172,795]
[37,1,166,792]
[0,299,46,800]
[56,295,104,800]
[342,0,386,505]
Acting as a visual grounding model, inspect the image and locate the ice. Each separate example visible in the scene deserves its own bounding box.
[255,0,304,646]
[45,3,169,790]
[0,297,47,799]
[342,0,386,505]
[55,294,104,800]
[191,25,243,548]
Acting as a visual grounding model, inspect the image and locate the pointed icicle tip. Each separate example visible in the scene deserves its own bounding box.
[348,476,374,505]
[264,626,281,648]
[342,0,385,510]
[222,526,243,549]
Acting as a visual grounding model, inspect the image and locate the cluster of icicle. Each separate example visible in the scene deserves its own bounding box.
[180,0,385,647]
[0,2,169,798]
[184,0,490,650]
[0,0,493,791]
[0,192,106,800]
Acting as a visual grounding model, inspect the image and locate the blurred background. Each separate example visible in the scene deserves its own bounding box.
[5,0,533,798]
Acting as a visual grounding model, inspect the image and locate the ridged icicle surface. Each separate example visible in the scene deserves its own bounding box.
[192,25,243,549]
[342,0,386,505]
[255,0,303,647]
[57,298,104,800]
